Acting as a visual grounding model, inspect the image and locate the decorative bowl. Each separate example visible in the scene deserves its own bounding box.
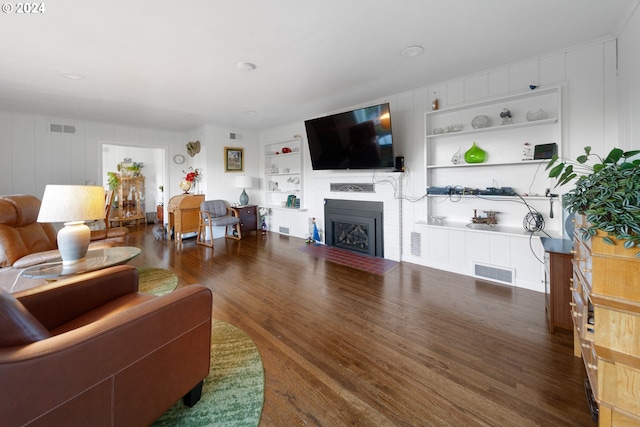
[448,124,464,132]
[471,115,491,129]
[433,127,444,134]
[526,109,547,121]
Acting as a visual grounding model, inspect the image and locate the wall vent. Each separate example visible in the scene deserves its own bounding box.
[279,226,290,234]
[410,232,421,257]
[49,123,76,134]
[330,183,375,193]
[473,262,515,286]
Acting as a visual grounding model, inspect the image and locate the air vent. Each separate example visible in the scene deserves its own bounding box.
[473,262,515,286]
[330,183,375,193]
[49,123,76,134]
[410,232,421,257]
[279,226,290,234]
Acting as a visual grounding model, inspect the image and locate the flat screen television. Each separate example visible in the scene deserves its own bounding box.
[304,102,395,170]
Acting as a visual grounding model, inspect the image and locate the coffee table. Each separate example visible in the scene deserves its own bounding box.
[21,246,142,279]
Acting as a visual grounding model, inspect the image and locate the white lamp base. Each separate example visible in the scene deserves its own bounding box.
[57,221,91,265]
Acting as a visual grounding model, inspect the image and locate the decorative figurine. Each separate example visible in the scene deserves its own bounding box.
[499,108,512,125]
[432,92,439,111]
[523,142,533,161]
[451,146,462,165]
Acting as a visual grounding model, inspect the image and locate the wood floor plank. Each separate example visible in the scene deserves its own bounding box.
[128,229,596,427]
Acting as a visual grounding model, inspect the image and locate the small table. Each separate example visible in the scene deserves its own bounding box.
[230,205,258,237]
[21,246,142,279]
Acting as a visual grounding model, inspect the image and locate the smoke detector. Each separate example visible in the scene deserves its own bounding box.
[237,61,257,72]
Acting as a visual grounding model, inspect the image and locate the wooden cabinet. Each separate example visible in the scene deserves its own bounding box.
[571,215,640,425]
[231,205,257,236]
[542,238,573,333]
[111,176,146,227]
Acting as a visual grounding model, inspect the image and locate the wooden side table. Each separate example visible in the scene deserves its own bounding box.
[231,205,257,237]
[541,238,573,333]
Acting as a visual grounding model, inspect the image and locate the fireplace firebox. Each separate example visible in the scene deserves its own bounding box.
[324,199,383,257]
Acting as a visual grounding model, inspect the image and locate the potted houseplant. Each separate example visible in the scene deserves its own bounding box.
[547,146,640,256]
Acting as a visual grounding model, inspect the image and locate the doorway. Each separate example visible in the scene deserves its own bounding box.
[101,143,167,222]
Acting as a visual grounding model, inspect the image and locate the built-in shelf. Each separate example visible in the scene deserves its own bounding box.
[427,159,548,169]
[415,219,547,237]
[263,204,307,212]
[263,136,303,211]
[426,194,554,201]
[426,117,558,139]
[425,84,562,237]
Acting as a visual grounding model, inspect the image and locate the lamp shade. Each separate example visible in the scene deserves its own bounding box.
[235,175,253,189]
[37,185,105,223]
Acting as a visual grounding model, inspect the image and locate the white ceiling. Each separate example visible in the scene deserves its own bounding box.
[0,0,638,132]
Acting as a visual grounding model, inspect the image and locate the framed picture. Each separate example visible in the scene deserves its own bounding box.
[224,147,244,172]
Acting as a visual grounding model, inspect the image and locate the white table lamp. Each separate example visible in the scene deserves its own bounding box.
[235,176,253,206]
[37,185,106,265]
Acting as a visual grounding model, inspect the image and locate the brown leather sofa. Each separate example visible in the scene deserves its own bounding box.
[0,265,213,426]
[0,194,128,269]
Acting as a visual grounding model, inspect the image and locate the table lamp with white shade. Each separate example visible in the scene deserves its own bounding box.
[235,175,253,206]
[36,185,106,265]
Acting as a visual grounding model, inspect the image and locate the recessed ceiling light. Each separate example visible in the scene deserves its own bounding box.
[237,62,257,72]
[401,45,424,57]
[245,110,258,115]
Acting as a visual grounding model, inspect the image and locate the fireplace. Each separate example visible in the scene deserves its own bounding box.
[324,199,383,257]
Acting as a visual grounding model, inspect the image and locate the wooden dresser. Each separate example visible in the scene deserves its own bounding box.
[571,215,640,425]
[167,194,204,249]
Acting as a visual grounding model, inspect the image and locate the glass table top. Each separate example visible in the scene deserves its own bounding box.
[21,246,142,279]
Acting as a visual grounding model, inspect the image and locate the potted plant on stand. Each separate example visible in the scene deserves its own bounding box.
[547,146,640,256]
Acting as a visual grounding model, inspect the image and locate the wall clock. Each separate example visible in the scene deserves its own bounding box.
[173,154,185,165]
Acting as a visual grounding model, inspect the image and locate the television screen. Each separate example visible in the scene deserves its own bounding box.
[304,102,394,170]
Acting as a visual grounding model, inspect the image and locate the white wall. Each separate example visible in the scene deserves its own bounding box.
[259,36,624,289]
[0,112,187,200]
[0,113,259,224]
[617,3,640,151]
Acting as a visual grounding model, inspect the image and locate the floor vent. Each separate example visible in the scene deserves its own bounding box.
[473,262,515,286]
[410,232,421,257]
[330,183,375,193]
[279,226,290,234]
[49,123,76,134]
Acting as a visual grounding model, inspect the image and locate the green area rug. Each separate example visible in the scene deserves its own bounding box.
[137,267,179,296]
[152,319,264,427]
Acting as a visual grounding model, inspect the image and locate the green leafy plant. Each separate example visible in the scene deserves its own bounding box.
[107,171,120,191]
[547,146,640,255]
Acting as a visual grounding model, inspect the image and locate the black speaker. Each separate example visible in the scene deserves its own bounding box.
[394,156,404,171]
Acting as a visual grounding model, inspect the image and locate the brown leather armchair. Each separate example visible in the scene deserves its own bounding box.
[0,194,128,269]
[0,265,212,426]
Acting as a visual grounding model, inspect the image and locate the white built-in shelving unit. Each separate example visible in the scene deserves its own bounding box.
[418,85,564,291]
[262,136,305,211]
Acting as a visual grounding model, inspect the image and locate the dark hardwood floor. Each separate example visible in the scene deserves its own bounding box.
[127,227,595,427]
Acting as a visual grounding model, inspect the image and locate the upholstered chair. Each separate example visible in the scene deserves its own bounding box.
[197,200,241,247]
[0,265,212,426]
